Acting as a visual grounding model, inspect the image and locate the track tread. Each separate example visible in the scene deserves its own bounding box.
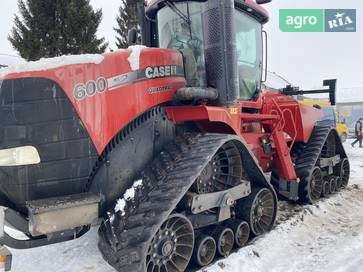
[98,133,238,272]
[295,125,348,203]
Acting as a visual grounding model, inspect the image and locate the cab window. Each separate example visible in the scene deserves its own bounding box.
[235,11,263,100]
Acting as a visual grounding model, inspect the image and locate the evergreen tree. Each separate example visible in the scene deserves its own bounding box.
[9,0,108,61]
[114,0,139,49]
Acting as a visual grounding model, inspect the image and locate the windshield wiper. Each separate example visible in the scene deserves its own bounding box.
[165,1,191,25]
[165,1,193,38]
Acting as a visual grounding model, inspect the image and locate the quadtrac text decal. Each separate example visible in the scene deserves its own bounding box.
[73,65,184,101]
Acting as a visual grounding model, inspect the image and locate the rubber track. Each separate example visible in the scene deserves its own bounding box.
[293,125,345,202]
[98,133,239,272]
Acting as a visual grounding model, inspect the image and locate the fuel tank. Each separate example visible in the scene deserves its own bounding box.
[0,47,186,212]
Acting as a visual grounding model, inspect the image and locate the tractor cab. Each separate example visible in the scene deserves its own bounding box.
[141,0,270,104]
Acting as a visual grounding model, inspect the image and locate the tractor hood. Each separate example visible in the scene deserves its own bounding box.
[0,47,186,154]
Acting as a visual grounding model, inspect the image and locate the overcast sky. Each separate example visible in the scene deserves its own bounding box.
[0,0,361,90]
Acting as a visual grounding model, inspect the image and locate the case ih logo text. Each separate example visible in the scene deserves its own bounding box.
[280,9,356,32]
[145,65,177,79]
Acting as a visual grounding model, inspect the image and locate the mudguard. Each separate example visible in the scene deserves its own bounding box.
[89,107,176,212]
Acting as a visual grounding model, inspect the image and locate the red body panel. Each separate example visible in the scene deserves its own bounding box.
[166,90,324,181]
[1,49,186,154]
[2,48,323,182]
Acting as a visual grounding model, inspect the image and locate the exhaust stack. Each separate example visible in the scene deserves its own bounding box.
[202,0,239,105]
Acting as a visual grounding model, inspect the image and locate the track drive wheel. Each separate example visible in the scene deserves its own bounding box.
[146,214,194,272]
[192,234,216,267]
[300,167,323,204]
[236,187,276,236]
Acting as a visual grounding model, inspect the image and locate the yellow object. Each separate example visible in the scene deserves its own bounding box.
[298,99,349,142]
[298,100,331,107]
[336,122,349,141]
[229,107,238,115]
[0,246,11,271]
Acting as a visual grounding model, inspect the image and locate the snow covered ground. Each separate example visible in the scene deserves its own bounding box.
[8,140,363,272]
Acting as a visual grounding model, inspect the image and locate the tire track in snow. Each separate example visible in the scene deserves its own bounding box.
[201,185,363,272]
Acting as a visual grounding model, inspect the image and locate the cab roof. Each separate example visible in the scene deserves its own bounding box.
[145,0,269,23]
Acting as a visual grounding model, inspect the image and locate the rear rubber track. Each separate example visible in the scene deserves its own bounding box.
[294,125,348,203]
[98,133,240,272]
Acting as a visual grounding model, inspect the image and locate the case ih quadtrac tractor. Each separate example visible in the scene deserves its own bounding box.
[0,0,350,271]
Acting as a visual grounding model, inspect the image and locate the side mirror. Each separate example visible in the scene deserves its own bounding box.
[128,28,138,45]
[256,0,272,4]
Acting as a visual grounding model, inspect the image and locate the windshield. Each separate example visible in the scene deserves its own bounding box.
[157,2,263,100]
[235,11,262,100]
[157,2,207,87]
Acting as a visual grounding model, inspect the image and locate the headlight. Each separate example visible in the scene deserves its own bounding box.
[0,146,41,166]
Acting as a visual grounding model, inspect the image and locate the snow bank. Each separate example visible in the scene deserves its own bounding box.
[0,45,147,79]
[200,140,363,272]
[127,45,146,71]
[201,186,363,272]
[0,54,104,78]
[343,139,363,185]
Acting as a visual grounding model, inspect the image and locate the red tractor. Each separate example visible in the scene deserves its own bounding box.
[0,0,349,271]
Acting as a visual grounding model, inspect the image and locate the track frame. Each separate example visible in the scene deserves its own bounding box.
[98,133,278,271]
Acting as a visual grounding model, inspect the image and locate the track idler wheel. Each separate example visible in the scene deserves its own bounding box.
[339,158,350,189]
[209,227,234,257]
[236,187,276,236]
[329,176,337,194]
[301,167,323,203]
[226,220,250,248]
[321,177,330,197]
[192,234,216,267]
[146,214,194,272]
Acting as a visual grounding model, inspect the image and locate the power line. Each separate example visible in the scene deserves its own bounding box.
[0,53,21,58]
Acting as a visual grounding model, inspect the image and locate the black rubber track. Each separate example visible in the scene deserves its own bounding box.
[294,125,348,203]
[98,133,246,272]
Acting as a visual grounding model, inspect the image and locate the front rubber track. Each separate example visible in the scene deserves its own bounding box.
[98,133,245,272]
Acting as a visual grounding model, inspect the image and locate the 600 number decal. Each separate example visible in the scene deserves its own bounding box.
[73,77,108,101]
